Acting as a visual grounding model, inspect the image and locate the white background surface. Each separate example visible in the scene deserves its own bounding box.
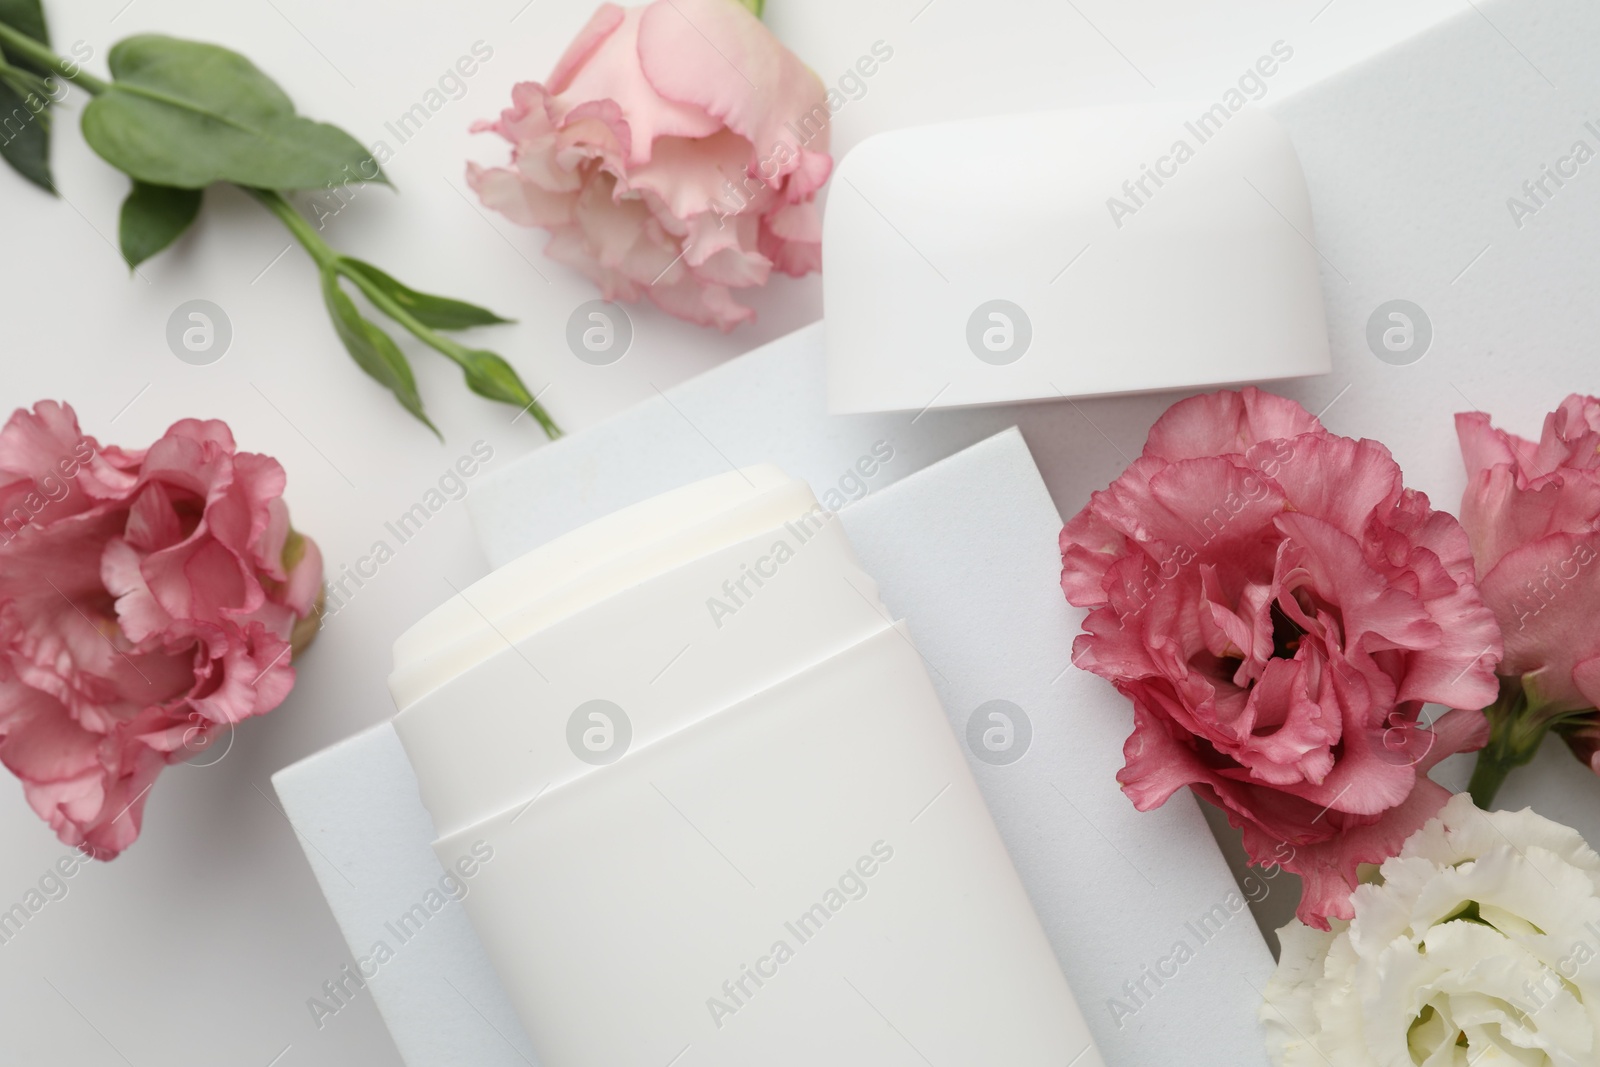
[0,1,1472,1064]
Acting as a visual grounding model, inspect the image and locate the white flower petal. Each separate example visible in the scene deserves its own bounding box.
[1262,795,1600,1067]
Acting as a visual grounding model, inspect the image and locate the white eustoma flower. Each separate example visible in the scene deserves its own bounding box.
[1261,792,1600,1066]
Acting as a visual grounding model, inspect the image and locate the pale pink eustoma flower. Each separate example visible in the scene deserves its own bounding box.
[467,0,831,330]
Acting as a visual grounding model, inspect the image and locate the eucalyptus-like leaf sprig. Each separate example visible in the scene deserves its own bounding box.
[0,5,559,440]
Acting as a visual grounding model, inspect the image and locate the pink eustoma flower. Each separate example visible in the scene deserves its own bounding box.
[1457,396,1600,711]
[1456,396,1600,797]
[1060,388,1502,928]
[0,402,322,858]
[467,0,832,330]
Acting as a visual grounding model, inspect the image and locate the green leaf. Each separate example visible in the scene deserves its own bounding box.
[0,64,48,98]
[82,35,385,191]
[119,181,202,267]
[319,267,437,436]
[0,0,50,71]
[0,0,53,191]
[338,257,512,331]
[0,77,52,191]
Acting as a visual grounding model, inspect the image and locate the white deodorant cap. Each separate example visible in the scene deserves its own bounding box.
[824,102,1331,414]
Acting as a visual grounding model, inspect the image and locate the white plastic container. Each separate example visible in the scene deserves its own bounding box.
[824,103,1331,414]
[388,468,1103,1066]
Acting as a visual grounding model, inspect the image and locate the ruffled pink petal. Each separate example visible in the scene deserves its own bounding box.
[254,498,292,584]
[102,538,171,644]
[1535,395,1600,474]
[644,273,754,331]
[467,163,578,228]
[554,98,633,176]
[159,418,235,454]
[636,0,828,182]
[1275,512,1441,654]
[1142,387,1323,462]
[687,245,771,289]
[759,225,819,276]
[1116,689,1210,812]
[567,171,671,280]
[0,404,138,528]
[1231,658,1337,784]
[1268,435,1405,537]
[543,226,644,303]
[0,400,92,486]
[136,431,228,504]
[761,197,822,242]
[1455,411,1529,485]
[680,209,755,264]
[1059,505,1135,607]
[624,128,754,221]
[1460,464,1600,579]
[122,482,187,553]
[185,623,295,725]
[547,3,627,94]
[219,452,286,554]
[1145,455,1289,556]
[1264,777,1454,929]
[780,147,833,202]
[0,680,102,783]
[561,4,722,162]
[1478,531,1600,711]
[477,84,567,170]
[68,747,167,860]
[1390,579,1501,710]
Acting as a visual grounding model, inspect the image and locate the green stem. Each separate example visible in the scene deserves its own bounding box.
[342,266,562,440]
[1,27,562,441]
[0,22,109,94]
[250,190,561,440]
[1467,755,1516,811]
[248,187,338,268]
[1465,678,1596,808]
[1468,682,1536,809]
